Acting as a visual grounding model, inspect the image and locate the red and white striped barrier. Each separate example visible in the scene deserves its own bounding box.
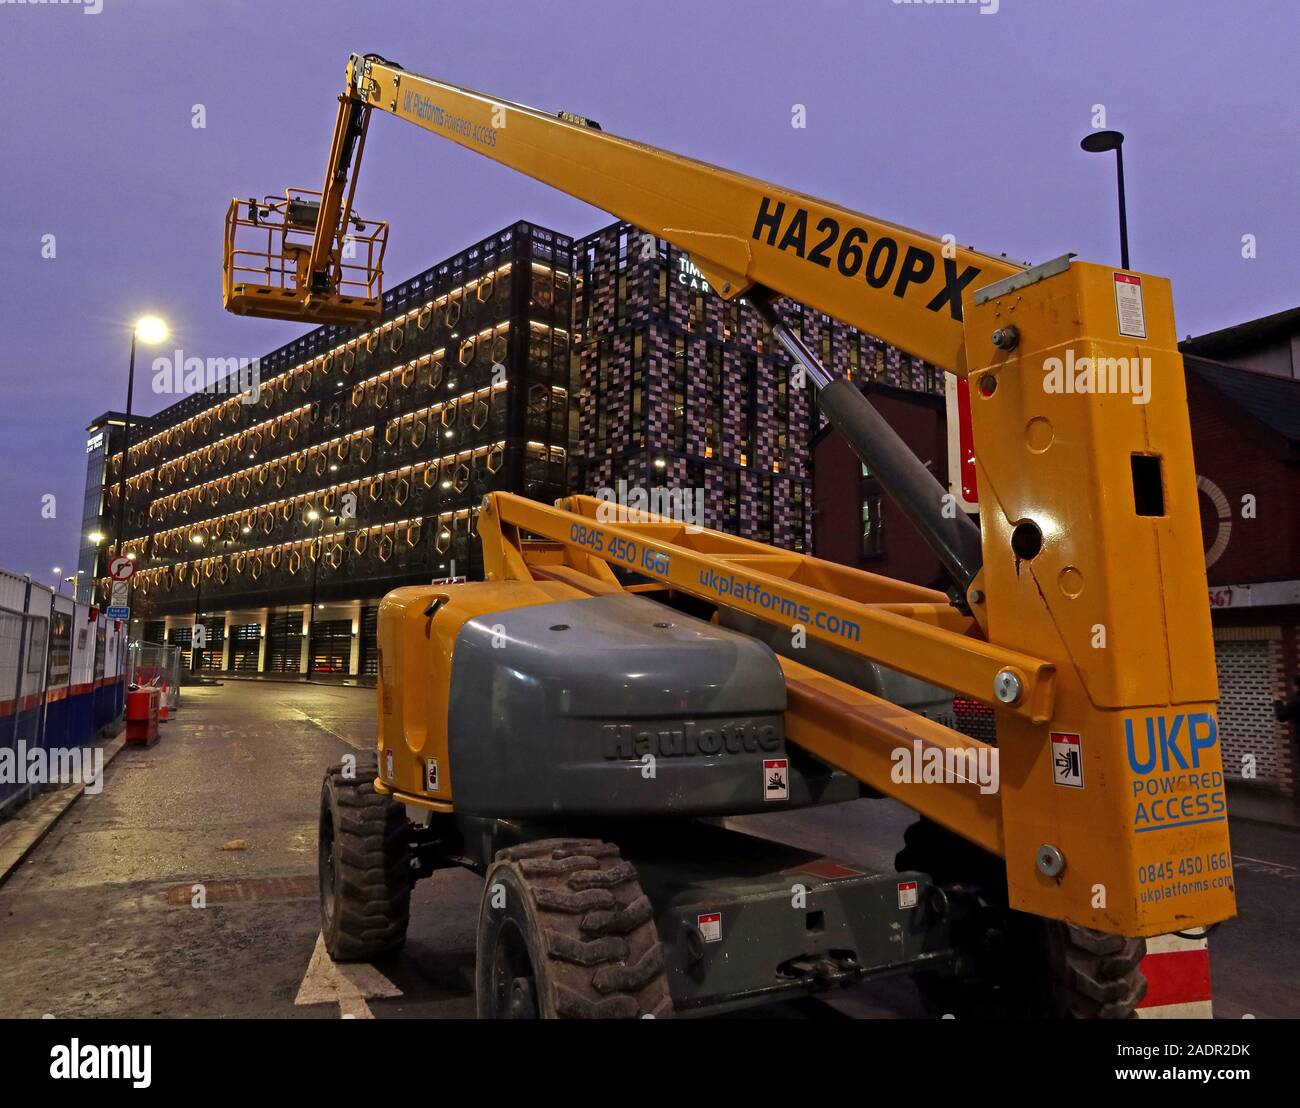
[1137,932,1212,1018]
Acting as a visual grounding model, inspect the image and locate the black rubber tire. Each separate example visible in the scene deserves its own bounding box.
[1044,920,1148,1019]
[896,819,1147,1019]
[476,838,674,1019]
[318,752,412,961]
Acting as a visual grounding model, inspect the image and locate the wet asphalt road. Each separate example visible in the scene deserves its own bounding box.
[0,681,1295,1019]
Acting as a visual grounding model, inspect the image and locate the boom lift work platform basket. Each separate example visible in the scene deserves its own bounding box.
[222,189,388,326]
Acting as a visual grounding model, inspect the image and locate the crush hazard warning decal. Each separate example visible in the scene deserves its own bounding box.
[1051,732,1084,788]
[424,758,440,792]
[1114,272,1147,339]
[763,758,789,801]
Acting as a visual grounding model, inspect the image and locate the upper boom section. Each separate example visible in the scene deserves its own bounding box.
[346,54,1022,373]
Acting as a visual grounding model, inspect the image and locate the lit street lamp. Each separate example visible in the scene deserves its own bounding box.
[113,315,170,563]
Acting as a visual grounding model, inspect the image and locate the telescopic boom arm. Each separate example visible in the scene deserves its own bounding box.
[337,55,1021,374]
[266,53,1013,592]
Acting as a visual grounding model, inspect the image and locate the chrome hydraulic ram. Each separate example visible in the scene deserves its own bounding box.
[753,295,983,597]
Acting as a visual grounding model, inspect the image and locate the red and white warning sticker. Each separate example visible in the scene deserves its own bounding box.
[763,758,789,801]
[697,912,722,943]
[1051,731,1084,789]
[897,880,919,909]
[425,758,440,792]
[1114,272,1147,339]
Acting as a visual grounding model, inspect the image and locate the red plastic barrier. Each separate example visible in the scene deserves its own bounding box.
[125,687,160,746]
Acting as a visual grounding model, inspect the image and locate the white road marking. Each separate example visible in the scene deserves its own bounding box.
[290,707,367,750]
[1234,854,1297,871]
[295,933,401,1019]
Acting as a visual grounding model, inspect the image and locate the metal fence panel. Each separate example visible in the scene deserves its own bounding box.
[127,641,182,710]
[0,570,127,818]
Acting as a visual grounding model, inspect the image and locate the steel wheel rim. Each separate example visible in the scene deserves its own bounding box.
[490,919,538,1019]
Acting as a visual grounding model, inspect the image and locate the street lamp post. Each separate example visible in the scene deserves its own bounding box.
[1080,129,1130,270]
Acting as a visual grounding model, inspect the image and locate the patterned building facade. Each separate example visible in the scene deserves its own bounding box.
[84,222,573,675]
[567,221,945,545]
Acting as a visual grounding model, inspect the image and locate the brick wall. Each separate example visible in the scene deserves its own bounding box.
[1187,370,1300,797]
[811,384,951,589]
[1188,373,1300,585]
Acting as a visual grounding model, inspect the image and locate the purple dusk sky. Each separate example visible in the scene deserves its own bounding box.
[1,0,1296,583]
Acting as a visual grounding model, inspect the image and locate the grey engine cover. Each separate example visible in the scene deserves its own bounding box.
[447,592,856,818]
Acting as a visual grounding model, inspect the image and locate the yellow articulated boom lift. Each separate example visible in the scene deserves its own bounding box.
[224,53,1235,1018]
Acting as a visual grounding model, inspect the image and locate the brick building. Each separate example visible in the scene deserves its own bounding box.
[809,311,1300,799]
[1181,305,1300,381]
[810,382,950,589]
[1180,327,1300,798]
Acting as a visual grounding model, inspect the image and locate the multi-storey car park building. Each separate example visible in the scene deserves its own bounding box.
[84,222,573,676]
[82,218,945,678]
